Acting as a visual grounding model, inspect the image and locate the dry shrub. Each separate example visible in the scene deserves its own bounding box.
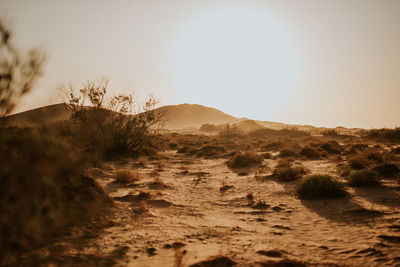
[114,170,141,183]
[373,163,400,177]
[227,151,263,168]
[168,142,178,149]
[300,147,320,159]
[64,78,163,158]
[360,127,400,142]
[321,129,341,137]
[348,170,381,187]
[0,20,46,117]
[296,175,347,199]
[273,166,306,182]
[261,142,282,151]
[276,159,292,168]
[190,255,236,267]
[347,149,384,170]
[218,123,244,138]
[347,154,372,170]
[278,149,298,158]
[337,163,352,177]
[319,141,342,154]
[248,128,309,138]
[246,193,254,201]
[0,128,110,262]
[195,145,227,158]
[347,143,368,154]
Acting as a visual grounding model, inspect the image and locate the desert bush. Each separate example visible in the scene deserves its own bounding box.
[296,175,346,199]
[114,170,141,183]
[321,129,341,137]
[373,163,400,177]
[359,127,400,142]
[278,149,298,158]
[260,142,282,151]
[195,145,227,158]
[0,20,46,117]
[347,154,372,170]
[276,159,292,168]
[347,143,368,154]
[319,141,342,154]
[348,170,381,187]
[248,127,309,138]
[64,79,163,157]
[273,166,306,182]
[218,123,244,138]
[279,127,310,138]
[227,151,263,168]
[300,147,320,159]
[0,127,109,262]
[346,148,384,170]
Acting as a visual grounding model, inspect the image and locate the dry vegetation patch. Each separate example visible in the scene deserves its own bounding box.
[273,166,307,182]
[299,147,320,159]
[296,175,347,199]
[114,170,141,183]
[278,149,298,158]
[0,128,110,262]
[347,170,381,187]
[227,151,263,169]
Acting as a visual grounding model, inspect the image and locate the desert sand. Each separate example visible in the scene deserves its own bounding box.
[9,130,400,267]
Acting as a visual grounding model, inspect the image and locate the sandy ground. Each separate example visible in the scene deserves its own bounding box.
[15,148,400,267]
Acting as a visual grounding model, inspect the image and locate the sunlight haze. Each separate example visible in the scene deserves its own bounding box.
[1,0,400,128]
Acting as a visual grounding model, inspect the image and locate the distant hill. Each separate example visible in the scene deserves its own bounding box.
[156,103,236,130]
[0,102,362,135]
[232,119,265,132]
[0,103,71,127]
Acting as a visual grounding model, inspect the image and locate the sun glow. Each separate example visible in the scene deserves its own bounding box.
[172,4,300,120]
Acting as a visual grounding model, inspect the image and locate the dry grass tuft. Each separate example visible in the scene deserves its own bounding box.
[273,166,306,182]
[114,170,141,183]
[227,151,263,168]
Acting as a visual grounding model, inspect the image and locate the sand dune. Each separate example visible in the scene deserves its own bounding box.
[1,103,360,135]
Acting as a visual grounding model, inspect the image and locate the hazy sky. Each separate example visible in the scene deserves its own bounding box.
[2,0,400,128]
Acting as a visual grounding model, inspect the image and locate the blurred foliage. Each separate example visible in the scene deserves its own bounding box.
[0,19,46,117]
[0,127,110,262]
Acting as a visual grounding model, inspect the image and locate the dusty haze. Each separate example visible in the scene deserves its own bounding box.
[1,0,400,128]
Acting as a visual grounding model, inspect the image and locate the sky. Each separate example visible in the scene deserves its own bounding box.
[1,0,400,128]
